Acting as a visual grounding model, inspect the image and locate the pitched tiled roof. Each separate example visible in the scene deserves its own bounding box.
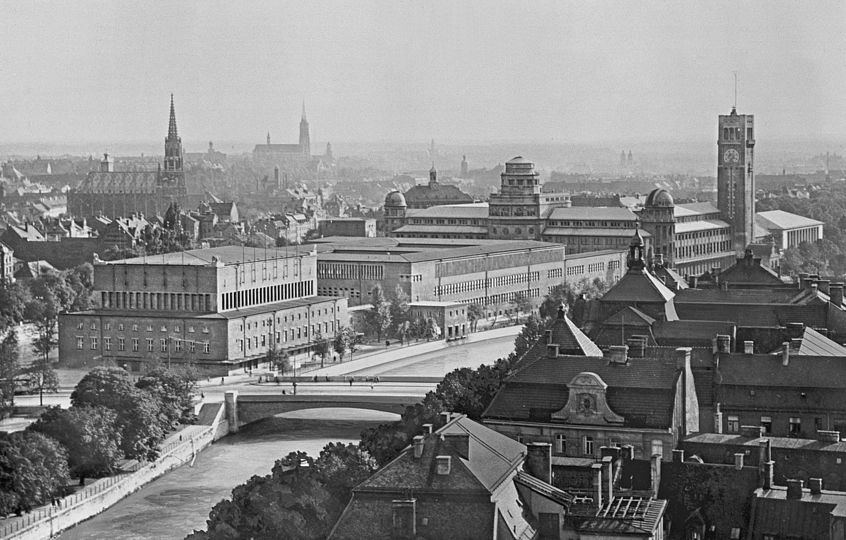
[601,267,676,304]
[777,327,846,357]
[548,207,638,221]
[484,351,682,428]
[674,219,730,234]
[674,202,720,218]
[76,171,158,194]
[403,202,488,219]
[548,306,604,356]
[718,354,846,388]
[404,183,474,204]
[356,414,524,493]
[749,486,846,539]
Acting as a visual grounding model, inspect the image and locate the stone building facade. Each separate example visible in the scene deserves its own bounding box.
[58,246,347,375]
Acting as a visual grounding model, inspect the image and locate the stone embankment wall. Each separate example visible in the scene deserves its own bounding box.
[0,402,228,540]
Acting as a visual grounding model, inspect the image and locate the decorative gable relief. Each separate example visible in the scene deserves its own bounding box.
[551,372,625,425]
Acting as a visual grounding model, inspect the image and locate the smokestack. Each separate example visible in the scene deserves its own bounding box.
[714,403,724,434]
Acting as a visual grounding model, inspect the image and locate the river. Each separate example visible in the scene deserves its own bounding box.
[58,409,397,540]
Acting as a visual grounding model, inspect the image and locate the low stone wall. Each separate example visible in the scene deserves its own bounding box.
[0,402,228,540]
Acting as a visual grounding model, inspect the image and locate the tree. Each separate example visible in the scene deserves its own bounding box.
[333,326,360,362]
[425,317,441,341]
[26,355,59,407]
[71,367,165,461]
[313,442,377,501]
[510,294,534,324]
[29,405,121,482]
[64,263,95,311]
[312,329,330,368]
[513,315,550,360]
[188,451,343,540]
[136,364,198,429]
[467,303,485,332]
[332,327,348,362]
[0,431,70,514]
[266,343,290,374]
[0,281,30,335]
[368,285,392,341]
[389,285,410,338]
[0,330,20,416]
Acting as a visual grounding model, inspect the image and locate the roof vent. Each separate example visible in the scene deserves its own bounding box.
[412,435,424,459]
[607,345,628,364]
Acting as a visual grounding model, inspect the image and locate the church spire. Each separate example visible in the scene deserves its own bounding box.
[168,94,178,139]
[301,100,307,121]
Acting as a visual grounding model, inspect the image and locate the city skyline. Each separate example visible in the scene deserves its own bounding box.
[1,1,845,146]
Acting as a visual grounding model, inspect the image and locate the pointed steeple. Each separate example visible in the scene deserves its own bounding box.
[168,94,178,139]
[301,100,307,121]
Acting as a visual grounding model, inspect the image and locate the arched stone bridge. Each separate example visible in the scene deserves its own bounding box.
[223,391,421,432]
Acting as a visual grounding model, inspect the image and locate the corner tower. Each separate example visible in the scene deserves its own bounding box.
[487,156,546,240]
[640,188,676,266]
[717,107,755,254]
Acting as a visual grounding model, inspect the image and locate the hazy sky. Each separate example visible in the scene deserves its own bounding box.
[1,1,844,147]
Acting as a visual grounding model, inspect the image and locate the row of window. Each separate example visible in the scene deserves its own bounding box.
[725,415,804,437]
[76,336,210,354]
[547,220,633,228]
[236,320,337,352]
[237,260,292,285]
[513,433,665,459]
[102,291,213,312]
[676,240,731,260]
[491,226,535,236]
[547,268,563,279]
[77,321,208,334]
[316,263,384,281]
[221,280,313,310]
[434,272,541,297]
[317,287,361,299]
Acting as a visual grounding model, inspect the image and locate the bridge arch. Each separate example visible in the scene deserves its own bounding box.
[224,391,420,432]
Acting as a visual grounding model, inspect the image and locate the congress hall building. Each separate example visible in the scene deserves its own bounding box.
[58,246,348,375]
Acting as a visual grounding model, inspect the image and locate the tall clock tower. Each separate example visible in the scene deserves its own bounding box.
[717,107,755,254]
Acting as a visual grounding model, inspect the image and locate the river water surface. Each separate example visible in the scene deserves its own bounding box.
[59,409,397,540]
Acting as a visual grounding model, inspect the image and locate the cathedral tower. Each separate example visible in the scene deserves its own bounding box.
[717,107,755,254]
[164,94,183,172]
[299,101,311,158]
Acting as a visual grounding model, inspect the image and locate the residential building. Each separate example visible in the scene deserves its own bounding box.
[58,246,347,374]
[0,242,14,282]
[407,301,468,341]
[318,218,376,238]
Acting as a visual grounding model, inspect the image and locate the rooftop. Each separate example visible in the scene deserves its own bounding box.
[98,245,315,266]
[548,206,638,221]
[756,210,824,231]
[674,202,720,218]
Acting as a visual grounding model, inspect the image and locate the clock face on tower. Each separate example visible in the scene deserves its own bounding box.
[723,148,740,164]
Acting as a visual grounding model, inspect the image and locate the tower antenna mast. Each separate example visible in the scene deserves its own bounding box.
[733,71,738,110]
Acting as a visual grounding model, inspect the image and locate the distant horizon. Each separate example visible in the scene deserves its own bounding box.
[2,2,845,145]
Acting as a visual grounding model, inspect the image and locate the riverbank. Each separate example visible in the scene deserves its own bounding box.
[0,403,229,540]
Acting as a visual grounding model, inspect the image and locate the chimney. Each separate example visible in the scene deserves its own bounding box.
[818,279,831,295]
[676,347,692,371]
[810,283,819,294]
[786,479,804,499]
[600,446,622,460]
[607,345,628,364]
[440,411,451,425]
[782,342,790,366]
[818,430,841,443]
[740,425,765,439]
[627,336,647,358]
[744,341,754,354]
[672,449,684,463]
[526,443,552,484]
[620,445,634,462]
[547,343,560,357]
[545,329,553,344]
[798,272,809,289]
[760,439,774,490]
[650,454,662,497]
[809,478,823,494]
[714,403,724,434]
[791,337,803,350]
[734,453,744,470]
[422,423,433,434]
[412,435,424,459]
[444,433,469,460]
[602,455,614,502]
[435,455,452,475]
[689,275,699,288]
[592,463,603,508]
[831,283,844,306]
[716,335,731,353]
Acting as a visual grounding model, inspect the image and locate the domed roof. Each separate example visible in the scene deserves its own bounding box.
[385,190,407,207]
[645,188,674,207]
[506,155,530,164]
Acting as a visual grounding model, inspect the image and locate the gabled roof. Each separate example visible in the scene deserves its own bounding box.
[749,486,846,539]
[355,414,525,493]
[548,306,604,357]
[718,354,846,388]
[601,266,677,304]
[718,250,783,285]
[602,306,656,327]
[769,326,846,357]
[404,183,474,204]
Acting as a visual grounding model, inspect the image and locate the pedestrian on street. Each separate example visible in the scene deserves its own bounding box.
[349,378,353,387]
[220,377,224,385]
[293,381,297,395]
